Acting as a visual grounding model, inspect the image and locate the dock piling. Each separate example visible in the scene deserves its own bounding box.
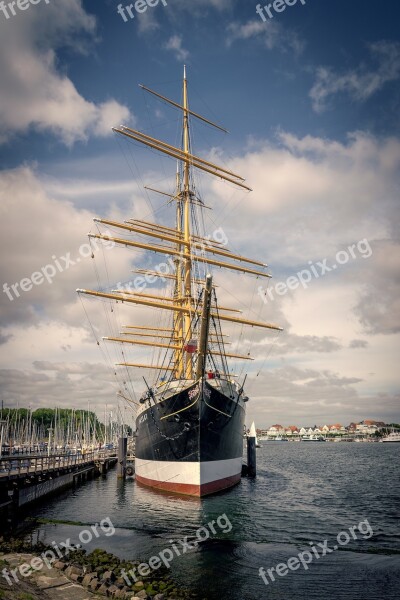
[117,437,127,479]
[247,422,257,478]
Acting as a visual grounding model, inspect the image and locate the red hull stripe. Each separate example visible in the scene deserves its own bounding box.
[136,472,241,497]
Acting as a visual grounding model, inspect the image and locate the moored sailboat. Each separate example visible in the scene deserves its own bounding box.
[77,67,282,496]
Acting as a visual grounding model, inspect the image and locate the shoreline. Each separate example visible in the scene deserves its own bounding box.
[0,540,199,600]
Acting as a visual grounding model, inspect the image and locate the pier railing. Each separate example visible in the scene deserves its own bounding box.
[0,450,115,478]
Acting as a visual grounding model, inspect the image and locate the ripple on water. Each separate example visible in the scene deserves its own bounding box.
[25,442,400,600]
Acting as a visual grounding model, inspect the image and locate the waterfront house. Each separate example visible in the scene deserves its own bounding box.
[267,425,285,437]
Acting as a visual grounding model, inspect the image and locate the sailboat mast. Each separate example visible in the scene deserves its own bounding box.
[182,65,193,379]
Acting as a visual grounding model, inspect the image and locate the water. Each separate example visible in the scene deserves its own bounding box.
[25,443,400,599]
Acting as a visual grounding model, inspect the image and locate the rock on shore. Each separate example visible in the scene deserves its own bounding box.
[0,547,200,600]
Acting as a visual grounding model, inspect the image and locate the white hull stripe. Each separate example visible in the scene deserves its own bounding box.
[135,457,242,486]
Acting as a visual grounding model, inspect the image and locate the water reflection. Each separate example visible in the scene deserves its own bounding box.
[19,444,400,600]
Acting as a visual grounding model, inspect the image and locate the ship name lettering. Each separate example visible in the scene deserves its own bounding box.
[188,386,199,400]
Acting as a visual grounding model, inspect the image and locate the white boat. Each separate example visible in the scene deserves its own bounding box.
[380,431,400,443]
[251,422,261,448]
[275,436,288,442]
[301,435,326,442]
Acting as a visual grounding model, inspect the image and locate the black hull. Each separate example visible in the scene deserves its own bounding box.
[135,379,245,496]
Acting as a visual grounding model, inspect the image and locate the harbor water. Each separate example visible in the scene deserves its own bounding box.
[25,442,400,599]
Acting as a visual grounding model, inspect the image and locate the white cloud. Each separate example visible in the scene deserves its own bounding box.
[310,41,400,112]
[354,240,400,335]
[209,131,399,268]
[1,127,400,424]
[164,35,190,61]
[226,19,304,54]
[194,128,400,424]
[0,362,122,412]
[137,6,160,34]
[134,0,236,36]
[0,166,143,327]
[0,0,131,145]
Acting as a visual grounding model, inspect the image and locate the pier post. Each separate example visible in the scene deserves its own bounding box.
[117,437,127,479]
[247,422,257,478]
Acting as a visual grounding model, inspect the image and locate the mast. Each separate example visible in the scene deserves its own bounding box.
[77,69,283,381]
[182,65,193,379]
[196,275,213,379]
[174,163,184,379]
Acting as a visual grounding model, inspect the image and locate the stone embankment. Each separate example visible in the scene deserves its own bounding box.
[0,548,200,600]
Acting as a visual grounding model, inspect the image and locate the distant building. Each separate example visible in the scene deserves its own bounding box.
[257,419,387,440]
[267,424,285,437]
[285,426,299,437]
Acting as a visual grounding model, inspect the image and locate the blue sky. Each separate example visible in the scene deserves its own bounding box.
[0,0,399,426]
[3,0,400,168]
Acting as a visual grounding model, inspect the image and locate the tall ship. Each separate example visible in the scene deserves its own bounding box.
[77,68,281,496]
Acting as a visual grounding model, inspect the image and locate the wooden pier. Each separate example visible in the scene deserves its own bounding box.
[0,451,118,519]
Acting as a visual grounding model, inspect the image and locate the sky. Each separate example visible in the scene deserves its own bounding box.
[0,0,399,428]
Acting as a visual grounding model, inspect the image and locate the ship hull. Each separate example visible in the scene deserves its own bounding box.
[135,379,245,497]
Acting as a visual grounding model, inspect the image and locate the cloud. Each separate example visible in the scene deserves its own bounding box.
[1,128,399,424]
[134,0,237,36]
[349,339,368,349]
[0,166,143,327]
[226,19,304,54]
[248,364,400,424]
[205,130,400,347]
[194,127,400,420]
[213,131,399,262]
[0,332,12,345]
[310,41,400,112]
[0,363,119,410]
[354,240,400,335]
[0,0,131,145]
[269,334,343,356]
[164,35,190,61]
[137,7,160,34]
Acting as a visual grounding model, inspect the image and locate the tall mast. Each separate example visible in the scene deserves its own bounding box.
[196,275,213,379]
[182,65,193,379]
[78,70,283,382]
[174,163,184,378]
